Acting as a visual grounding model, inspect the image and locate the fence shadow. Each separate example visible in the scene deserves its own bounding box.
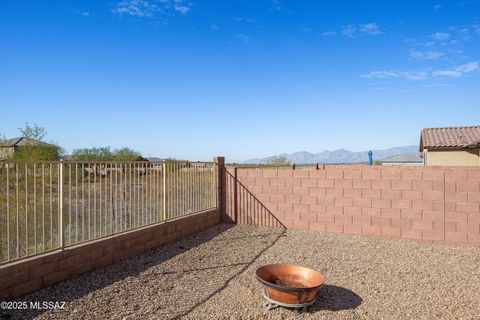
[177,228,287,318]
[224,169,285,228]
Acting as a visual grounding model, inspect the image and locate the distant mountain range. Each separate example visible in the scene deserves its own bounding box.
[243,146,419,164]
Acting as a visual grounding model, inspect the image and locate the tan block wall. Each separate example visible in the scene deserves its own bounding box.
[0,208,221,300]
[424,149,480,166]
[225,165,480,246]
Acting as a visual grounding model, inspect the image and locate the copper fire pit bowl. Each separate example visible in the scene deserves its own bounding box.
[256,264,325,312]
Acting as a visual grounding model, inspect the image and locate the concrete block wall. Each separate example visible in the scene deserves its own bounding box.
[0,208,221,300]
[225,166,480,246]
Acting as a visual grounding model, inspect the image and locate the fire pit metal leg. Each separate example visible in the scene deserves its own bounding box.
[262,288,316,313]
[263,288,273,310]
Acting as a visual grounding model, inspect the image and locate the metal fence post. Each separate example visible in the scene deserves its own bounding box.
[163,161,167,221]
[59,159,64,249]
[213,157,225,220]
[233,166,238,223]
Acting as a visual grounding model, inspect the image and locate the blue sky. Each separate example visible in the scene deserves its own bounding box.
[1,0,479,162]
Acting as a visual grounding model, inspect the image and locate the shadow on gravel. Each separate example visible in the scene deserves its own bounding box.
[308,285,362,312]
[178,228,287,318]
[0,224,235,320]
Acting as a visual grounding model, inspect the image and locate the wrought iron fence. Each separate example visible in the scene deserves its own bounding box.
[229,164,318,170]
[0,160,217,264]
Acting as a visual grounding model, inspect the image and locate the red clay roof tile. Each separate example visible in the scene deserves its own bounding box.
[420,126,480,151]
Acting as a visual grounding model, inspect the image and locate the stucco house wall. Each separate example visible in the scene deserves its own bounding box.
[424,149,480,166]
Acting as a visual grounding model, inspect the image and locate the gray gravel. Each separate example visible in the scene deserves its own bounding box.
[3,224,480,320]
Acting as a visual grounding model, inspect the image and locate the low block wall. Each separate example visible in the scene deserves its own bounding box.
[225,166,480,246]
[0,208,221,300]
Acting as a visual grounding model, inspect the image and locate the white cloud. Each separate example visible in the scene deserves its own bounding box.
[271,0,282,10]
[360,70,427,80]
[112,0,157,17]
[360,23,382,35]
[302,26,311,32]
[341,25,356,37]
[422,83,452,88]
[235,17,256,24]
[401,71,428,80]
[405,27,478,62]
[430,32,450,41]
[360,71,399,79]
[112,0,192,17]
[433,62,479,78]
[474,24,480,35]
[236,33,251,44]
[174,5,189,14]
[334,23,382,37]
[361,62,479,81]
[321,31,337,36]
[409,51,444,60]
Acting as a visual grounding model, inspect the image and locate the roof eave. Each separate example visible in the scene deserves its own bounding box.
[424,145,480,150]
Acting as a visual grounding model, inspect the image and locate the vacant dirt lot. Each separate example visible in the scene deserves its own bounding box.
[3,224,480,319]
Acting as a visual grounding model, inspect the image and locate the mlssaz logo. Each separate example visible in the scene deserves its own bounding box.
[29,301,66,310]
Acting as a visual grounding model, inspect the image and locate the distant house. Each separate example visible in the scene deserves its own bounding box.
[145,157,164,163]
[143,158,209,171]
[381,154,423,166]
[145,157,165,170]
[419,126,480,166]
[0,137,59,160]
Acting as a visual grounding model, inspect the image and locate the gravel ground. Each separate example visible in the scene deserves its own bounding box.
[2,224,480,320]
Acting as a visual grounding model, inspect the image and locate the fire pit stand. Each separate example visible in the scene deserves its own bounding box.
[262,287,316,313]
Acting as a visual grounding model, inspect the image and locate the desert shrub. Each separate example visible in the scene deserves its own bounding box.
[72,147,113,161]
[113,148,142,161]
[13,145,60,161]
